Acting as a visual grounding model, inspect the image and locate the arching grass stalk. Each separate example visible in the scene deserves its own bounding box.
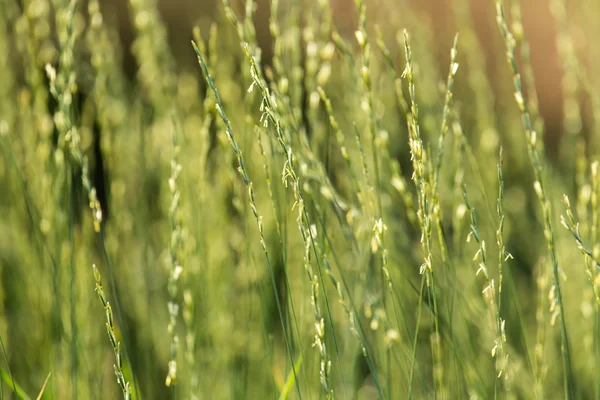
[453,117,536,382]
[245,44,338,400]
[92,264,131,400]
[0,321,18,396]
[374,28,418,230]
[561,193,600,294]
[191,39,302,399]
[165,123,183,388]
[219,3,356,394]
[561,176,600,305]
[183,38,215,400]
[354,116,396,395]
[221,0,352,233]
[402,29,443,398]
[256,124,311,393]
[494,2,573,397]
[243,32,385,394]
[462,150,510,396]
[310,198,391,392]
[310,201,378,354]
[433,34,459,191]
[494,148,511,389]
[211,2,303,389]
[267,85,386,396]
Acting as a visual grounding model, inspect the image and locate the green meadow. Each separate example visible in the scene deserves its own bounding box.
[1,0,599,398]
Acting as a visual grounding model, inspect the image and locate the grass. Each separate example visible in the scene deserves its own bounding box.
[1,0,599,398]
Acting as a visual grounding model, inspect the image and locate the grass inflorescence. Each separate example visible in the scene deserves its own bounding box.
[1,0,600,398]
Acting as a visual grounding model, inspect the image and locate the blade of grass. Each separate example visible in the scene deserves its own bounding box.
[278,355,304,400]
[0,369,31,400]
[35,373,51,400]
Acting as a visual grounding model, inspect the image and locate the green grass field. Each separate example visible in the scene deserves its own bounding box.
[1,0,600,398]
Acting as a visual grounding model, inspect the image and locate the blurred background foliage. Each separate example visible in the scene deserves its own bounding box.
[0,0,600,398]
